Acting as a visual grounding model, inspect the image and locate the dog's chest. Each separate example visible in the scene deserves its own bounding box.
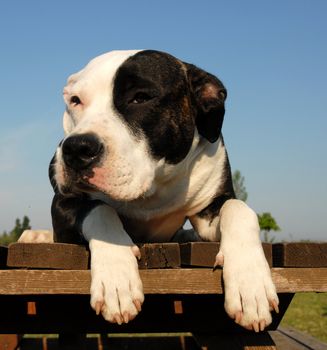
[120,211,187,242]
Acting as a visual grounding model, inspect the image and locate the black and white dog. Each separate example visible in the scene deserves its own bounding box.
[20,50,278,331]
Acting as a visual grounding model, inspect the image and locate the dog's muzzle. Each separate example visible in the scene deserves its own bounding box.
[62,133,104,171]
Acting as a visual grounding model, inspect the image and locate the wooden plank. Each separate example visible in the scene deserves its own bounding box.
[6,241,327,271]
[138,243,181,269]
[180,242,219,267]
[6,242,180,270]
[263,243,273,268]
[7,243,90,270]
[0,334,22,350]
[0,245,8,268]
[180,242,273,267]
[194,332,277,349]
[273,243,327,267]
[0,269,222,295]
[27,301,37,315]
[272,268,327,292]
[0,268,326,295]
[270,327,327,350]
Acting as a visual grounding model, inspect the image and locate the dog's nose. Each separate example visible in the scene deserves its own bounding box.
[62,133,104,170]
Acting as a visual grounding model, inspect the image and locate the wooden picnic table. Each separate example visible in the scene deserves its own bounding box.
[0,242,326,350]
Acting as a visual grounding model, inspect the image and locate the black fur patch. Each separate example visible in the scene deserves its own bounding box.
[51,193,102,244]
[113,50,195,164]
[184,63,227,143]
[49,153,102,244]
[196,140,235,222]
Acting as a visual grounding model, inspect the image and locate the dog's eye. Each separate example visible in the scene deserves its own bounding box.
[70,96,82,106]
[131,92,152,104]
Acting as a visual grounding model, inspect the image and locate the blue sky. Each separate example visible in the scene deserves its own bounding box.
[0,0,326,241]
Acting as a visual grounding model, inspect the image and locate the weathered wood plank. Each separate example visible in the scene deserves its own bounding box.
[180,242,219,267]
[270,326,327,350]
[273,243,327,267]
[0,268,326,295]
[263,243,273,267]
[7,243,90,270]
[271,268,327,292]
[7,242,181,270]
[180,242,273,267]
[8,241,327,270]
[138,243,181,269]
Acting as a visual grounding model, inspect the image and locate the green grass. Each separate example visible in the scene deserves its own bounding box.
[281,292,327,343]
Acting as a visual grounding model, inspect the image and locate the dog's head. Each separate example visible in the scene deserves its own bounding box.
[52,50,227,200]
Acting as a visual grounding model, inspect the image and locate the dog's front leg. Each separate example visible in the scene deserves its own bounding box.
[216,199,279,331]
[191,199,279,331]
[82,205,144,324]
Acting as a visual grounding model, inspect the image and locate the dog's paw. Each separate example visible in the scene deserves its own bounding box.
[18,230,54,243]
[216,247,279,332]
[89,241,144,324]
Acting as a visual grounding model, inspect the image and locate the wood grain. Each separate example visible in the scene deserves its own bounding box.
[138,243,181,268]
[180,242,219,267]
[273,243,327,267]
[271,326,327,350]
[8,242,327,270]
[7,243,90,270]
[7,242,181,270]
[0,268,326,295]
[180,242,273,267]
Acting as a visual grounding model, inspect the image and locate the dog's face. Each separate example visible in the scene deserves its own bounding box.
[53,50,227,201]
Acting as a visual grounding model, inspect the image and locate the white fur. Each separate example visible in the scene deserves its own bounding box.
[56,50,157,201]
[216,199,278,330]
[82,205,144,323]
[18,230,54,243]
[92,134,227,228]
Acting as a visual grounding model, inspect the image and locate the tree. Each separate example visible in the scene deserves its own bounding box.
[257,212,280,242]
[232,170,248,202]
[0,216,31,246]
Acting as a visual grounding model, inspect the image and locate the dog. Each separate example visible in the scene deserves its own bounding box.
[19,50,278,331]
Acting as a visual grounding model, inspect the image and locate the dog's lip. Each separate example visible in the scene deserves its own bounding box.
[74,179,97,192]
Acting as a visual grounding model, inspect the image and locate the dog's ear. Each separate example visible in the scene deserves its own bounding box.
[185,63,227,143]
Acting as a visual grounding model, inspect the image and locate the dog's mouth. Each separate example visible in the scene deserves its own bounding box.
[75,179,97,192]
[57,158,155,202]
[59,169,99,196]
